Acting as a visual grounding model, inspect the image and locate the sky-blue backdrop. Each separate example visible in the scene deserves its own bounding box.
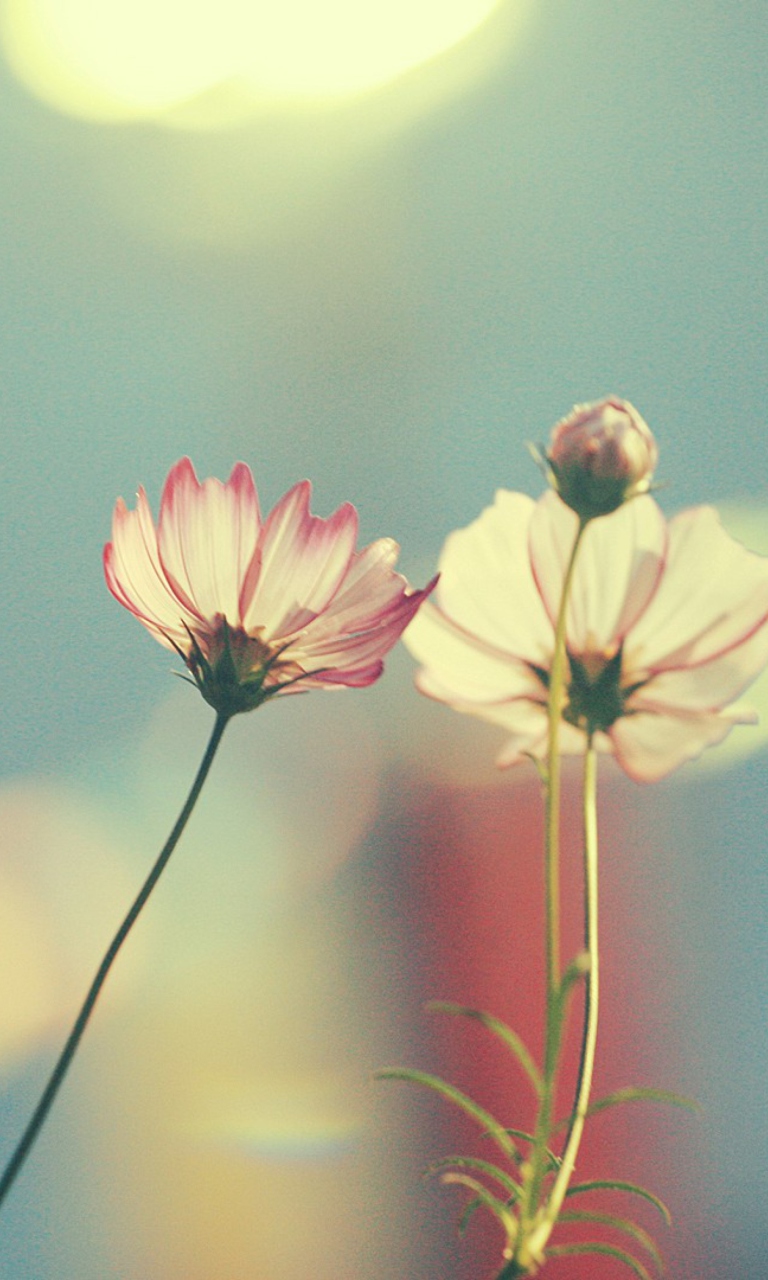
[0,2,765,1277]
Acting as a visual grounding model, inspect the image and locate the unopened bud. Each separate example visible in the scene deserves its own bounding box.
[546,397,658,520]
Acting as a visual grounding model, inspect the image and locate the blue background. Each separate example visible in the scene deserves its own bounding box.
[0,2,765,1276]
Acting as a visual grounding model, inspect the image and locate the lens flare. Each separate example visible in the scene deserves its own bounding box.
[188,1072,361,1160]
[1,0,518,124]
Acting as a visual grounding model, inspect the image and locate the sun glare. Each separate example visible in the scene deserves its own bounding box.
[1,0,510,124]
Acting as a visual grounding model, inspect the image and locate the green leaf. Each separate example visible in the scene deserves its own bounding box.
[426,1002,543,1098]
[440,1172,517,1245]
[457,1195,483,1237]
[560,952,591,995]
[557,1211,664,1272]
[556,1085,700,1132]
[375,1067,518,1163]
[496,1129,561,1171]
[425,1155,521,1201]
[565,1180,672,1226]
[546,1242,653,1280]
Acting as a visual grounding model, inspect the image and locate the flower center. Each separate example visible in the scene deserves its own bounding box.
[562,647,627,734]
[528,645,647,737]
[182,615,306,717]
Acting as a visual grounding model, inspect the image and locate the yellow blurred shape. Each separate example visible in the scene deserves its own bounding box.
[0,871,56,1067]
[239,0,502,97]
[0,781,141,1070]
[2,0,507,123]
[189,1071,361,1158]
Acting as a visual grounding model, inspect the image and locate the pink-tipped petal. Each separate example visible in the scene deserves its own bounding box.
[626,506,768,672]
[299,538,410,639]
[529,491,667,653]
[105,488,199,648]
[527,490,580,627]
[609,707,749,782]
[245,482,358,637]
[633,614,768,713]
[301,660,386,689]
[297,579,437,680]
[157,458,261,626]
[435,491,554,666]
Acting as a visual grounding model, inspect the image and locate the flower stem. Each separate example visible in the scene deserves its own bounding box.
[543,518,586,1001]
[0,711,230,1210]
[526,736,600,1260]
[517,520,587,1252]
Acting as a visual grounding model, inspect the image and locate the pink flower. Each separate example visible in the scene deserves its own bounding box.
[546,397,658,519]
[105,457,435,717]
[404,489,768,781]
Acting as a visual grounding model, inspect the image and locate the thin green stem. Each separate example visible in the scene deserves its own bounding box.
[526,736,600,1261]
[0,711,230,1210]
[543,518,586,999]
[516,518,586,1253]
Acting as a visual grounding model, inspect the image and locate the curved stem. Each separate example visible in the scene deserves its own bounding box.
[526,736,600,1261]
[517,518,587,1246]
[0,711,230,1210]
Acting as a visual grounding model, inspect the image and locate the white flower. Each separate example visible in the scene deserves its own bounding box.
[404,490,768,781]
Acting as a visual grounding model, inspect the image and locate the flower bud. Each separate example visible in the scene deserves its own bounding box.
[546,397,658,520]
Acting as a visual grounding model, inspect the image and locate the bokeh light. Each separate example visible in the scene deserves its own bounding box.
[0,0,520,124]
[0,782,141,1072]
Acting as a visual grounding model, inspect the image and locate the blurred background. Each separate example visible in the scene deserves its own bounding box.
[0,0,766,1276]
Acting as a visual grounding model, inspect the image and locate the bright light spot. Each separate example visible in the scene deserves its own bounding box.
[1,0,512,123]
[240,0,502,98]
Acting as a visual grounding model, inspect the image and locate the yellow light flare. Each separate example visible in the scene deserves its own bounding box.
[239,0,502,98]
[1,0,511,124]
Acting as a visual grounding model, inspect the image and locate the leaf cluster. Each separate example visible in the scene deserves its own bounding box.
[376,1003,695,1279]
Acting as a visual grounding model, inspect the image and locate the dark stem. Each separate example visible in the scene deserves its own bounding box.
[0,711,230,1210]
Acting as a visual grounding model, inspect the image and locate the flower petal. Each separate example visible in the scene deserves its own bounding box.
[404,599,543,705]
[609,707,751,782]
[529,491,667,653]
[301,538,414,638]
[104,487,198,649]
[486,699,550,766]
[433,491,554,665]
[633,614,768,712]
[625,505,768,672]
[245,482,358,637]
[295,578,438,686]
[157,458,261,625]
[460,698,587,768]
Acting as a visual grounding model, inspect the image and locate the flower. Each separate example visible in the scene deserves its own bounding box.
[105,457,435,717]
[545,397,658,520]
[403,489,768,781]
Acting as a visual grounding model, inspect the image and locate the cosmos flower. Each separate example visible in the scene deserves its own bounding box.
[105,457,435,717]
[404,489,768,781]
[544,397,658,520]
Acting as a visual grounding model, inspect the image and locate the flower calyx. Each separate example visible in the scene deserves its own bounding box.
[531,646,648,738]
[174,617,308,718]
[543,397,658,521]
